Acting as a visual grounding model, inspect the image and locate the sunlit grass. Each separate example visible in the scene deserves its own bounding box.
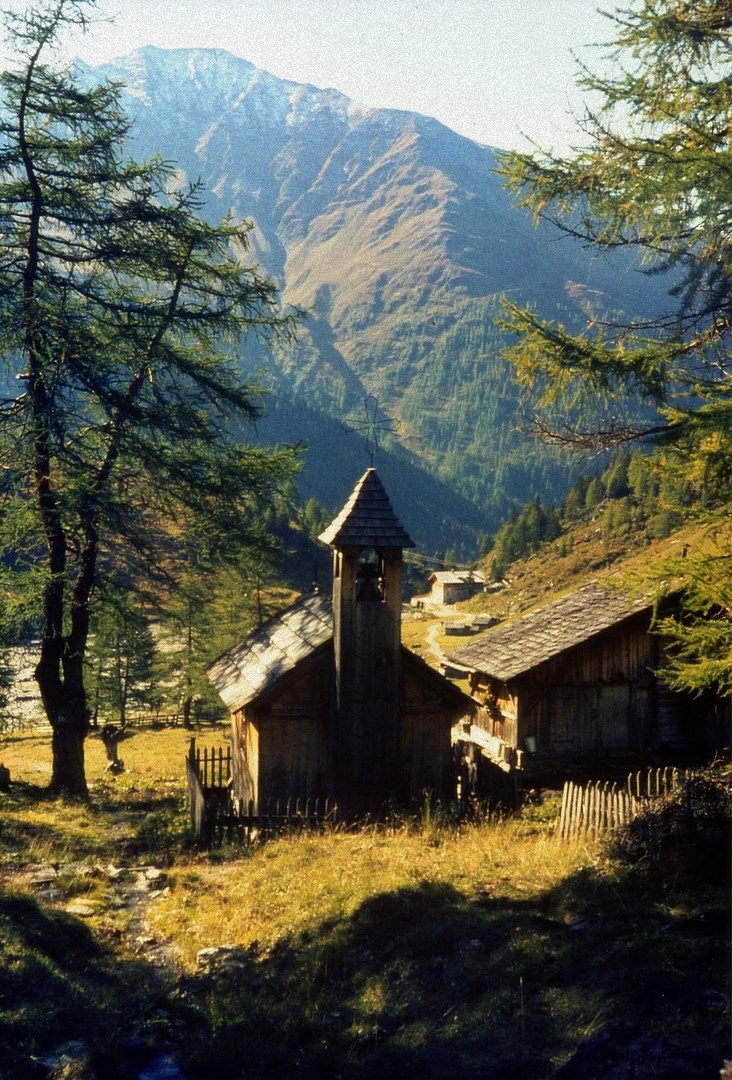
[0,726,226,867]
[1,726,729,1078]
[152,818,596,967]
[0,722,227,789]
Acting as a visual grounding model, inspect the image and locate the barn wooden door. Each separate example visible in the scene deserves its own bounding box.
[597,684,631,750]
[549,687,597,753]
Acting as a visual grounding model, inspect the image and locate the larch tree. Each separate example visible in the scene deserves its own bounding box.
[85,591,157,729]
[0,0,299,795]
[154,554,284,730]
[497,0,731,696]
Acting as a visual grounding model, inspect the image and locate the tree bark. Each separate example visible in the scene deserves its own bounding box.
[35,638,92,798]
[36,531,96,799]
[48,693,89,798]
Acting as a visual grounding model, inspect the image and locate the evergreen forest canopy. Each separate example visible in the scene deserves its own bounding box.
[484,446,723,583]
[496,0,731,696]
[0,0,301,795]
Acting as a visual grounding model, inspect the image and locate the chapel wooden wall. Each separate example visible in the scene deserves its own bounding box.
[398,655,473,802]
[231,707,258,805]
[230,649,333,811]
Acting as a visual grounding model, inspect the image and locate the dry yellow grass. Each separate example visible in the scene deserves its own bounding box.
[0,725,228,867]
[1,726,728,1078]
[0,723,227,790]
[151,816,594,969]
[469,513,727,624]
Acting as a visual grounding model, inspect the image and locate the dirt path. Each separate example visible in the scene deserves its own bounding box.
[425,623,448,666]
[0,858,187,1077]
[2,855,180,968]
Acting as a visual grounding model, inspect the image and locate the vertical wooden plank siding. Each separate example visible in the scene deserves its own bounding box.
[468,619,666,758]
[187,737,339,846]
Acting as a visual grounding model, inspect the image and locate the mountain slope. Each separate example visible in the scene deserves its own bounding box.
[82,48,667,554]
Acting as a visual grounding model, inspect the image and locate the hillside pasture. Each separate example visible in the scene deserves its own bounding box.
[0,726,729,1079]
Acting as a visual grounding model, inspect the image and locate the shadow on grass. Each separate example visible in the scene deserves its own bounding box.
[0,858,728,1079]
[0,887,207,1079]
[178,868,730,1080]
[1,769,729,1079]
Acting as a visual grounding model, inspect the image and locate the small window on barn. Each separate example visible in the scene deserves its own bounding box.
[356,550,384,602]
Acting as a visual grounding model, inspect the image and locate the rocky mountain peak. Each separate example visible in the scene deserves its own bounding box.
[78,46,664,555]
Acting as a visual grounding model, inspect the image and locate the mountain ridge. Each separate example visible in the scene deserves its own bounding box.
[81,46,666,555]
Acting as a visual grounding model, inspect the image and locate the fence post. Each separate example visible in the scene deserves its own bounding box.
[561,786,574,842]
[557,765,692,842]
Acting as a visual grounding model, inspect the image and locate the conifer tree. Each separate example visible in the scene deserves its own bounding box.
[86,593,156,728]
[0,1,299,795]
[497,0,731,696]
[584,476,604,509]
[498,1,730,463]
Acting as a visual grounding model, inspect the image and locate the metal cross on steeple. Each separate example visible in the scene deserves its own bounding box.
[342,395,399,466]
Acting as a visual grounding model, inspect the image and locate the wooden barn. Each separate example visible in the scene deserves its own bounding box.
[447,580,721,781]
[208,469,476,816]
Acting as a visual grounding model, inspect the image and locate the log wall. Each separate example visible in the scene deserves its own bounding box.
[467,620,682,759]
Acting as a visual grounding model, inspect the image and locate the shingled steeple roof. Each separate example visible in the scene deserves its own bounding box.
[318,468,415,549]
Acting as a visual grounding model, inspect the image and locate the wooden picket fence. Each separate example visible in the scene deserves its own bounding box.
[557,766,693,841]
[186,739,337,847]
[203,795,339,847]
[625,765,693,800]
[186,741,231,845]
[188,740,232,789]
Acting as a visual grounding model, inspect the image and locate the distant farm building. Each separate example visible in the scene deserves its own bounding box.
[447,580,726,784]
[442,613,498,637]
[412,569,486,608]
[208,469,476,816]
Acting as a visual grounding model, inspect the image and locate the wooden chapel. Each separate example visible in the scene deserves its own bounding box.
[207,468,476,816]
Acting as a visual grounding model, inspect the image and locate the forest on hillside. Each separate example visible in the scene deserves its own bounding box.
[483,447,727,582]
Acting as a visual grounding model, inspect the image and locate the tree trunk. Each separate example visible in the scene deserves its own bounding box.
[49,711,89,798]
[36,615,92,800]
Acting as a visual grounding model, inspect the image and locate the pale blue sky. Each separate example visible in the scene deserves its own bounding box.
[34,0,611,153]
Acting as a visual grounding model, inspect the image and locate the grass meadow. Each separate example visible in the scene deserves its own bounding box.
[0,724,729,1078]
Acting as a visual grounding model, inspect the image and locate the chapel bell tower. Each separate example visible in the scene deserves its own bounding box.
[319,469,415,813]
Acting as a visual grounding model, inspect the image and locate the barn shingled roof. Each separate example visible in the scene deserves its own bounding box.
[318,468,415,549]
[446,580,652,682]
[206,592,333,712]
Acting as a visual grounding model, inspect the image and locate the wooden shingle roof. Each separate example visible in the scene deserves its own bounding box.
[207,592,333,711]
[447,581,652,681]
[318,468,415,549]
